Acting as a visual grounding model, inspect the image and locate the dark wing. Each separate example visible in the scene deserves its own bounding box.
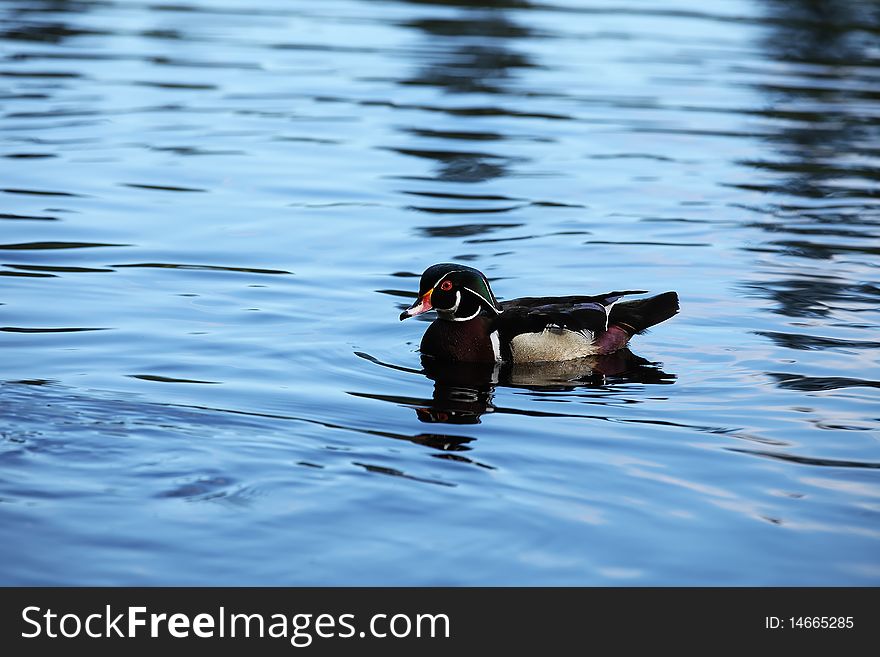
[501,290,647,311]
[496,291,648,339]
[608,291,679,334]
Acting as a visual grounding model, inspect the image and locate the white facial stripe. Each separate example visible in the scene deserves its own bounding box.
[432,270,500,319]
[434,270,494,295]
[462,286,500,315]
[452,307,481,322]
[432,271,460,290]
[436,290,461,319]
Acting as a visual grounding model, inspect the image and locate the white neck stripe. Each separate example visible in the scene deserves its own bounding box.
[463,286,500,315]
[432,271,461,290]
[451,307,481,322]
[436,290,461,320]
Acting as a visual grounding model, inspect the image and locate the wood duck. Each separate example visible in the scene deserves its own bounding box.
[399,263,679,363]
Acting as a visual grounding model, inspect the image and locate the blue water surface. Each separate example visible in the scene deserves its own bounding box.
[1,0,878,585]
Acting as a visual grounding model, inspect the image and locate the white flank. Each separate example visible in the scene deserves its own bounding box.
[509,327,598,363]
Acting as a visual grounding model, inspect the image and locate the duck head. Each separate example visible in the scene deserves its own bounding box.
[400,263,502,322]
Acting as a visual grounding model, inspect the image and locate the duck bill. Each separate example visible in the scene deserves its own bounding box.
[399,289,433,320]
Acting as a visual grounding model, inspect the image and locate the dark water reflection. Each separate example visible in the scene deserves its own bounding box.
[356,349,674,427]
[1,0,878,584]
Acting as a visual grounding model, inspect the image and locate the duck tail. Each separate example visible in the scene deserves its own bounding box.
[609,291,679,335]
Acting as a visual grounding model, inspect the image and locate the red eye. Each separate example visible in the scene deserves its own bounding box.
[440,280,453,291]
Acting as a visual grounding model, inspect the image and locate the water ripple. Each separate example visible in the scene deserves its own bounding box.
[767,373,880,391]
[755,330,880,351]
[729,448,880,470]
[1,0,878,586]
[120,183,207,193]
[112,263,292,275]
[1,327,108,333]
[0,242,127,250]
[128,375,221,385]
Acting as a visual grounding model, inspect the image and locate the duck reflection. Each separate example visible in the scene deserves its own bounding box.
[416,349,675,425]
[416,359,498,425]
[354,349,675,430]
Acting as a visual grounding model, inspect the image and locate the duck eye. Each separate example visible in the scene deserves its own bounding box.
[440,280,453,291]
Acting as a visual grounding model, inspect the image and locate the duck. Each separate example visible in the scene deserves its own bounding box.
[399,263,679,363]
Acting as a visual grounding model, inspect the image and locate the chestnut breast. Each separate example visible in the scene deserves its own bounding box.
[420,316,499,363]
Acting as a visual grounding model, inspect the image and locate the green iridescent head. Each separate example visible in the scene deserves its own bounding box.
[400,263,502,322]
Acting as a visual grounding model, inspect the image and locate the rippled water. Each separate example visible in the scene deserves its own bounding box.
[1,0,878,585]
